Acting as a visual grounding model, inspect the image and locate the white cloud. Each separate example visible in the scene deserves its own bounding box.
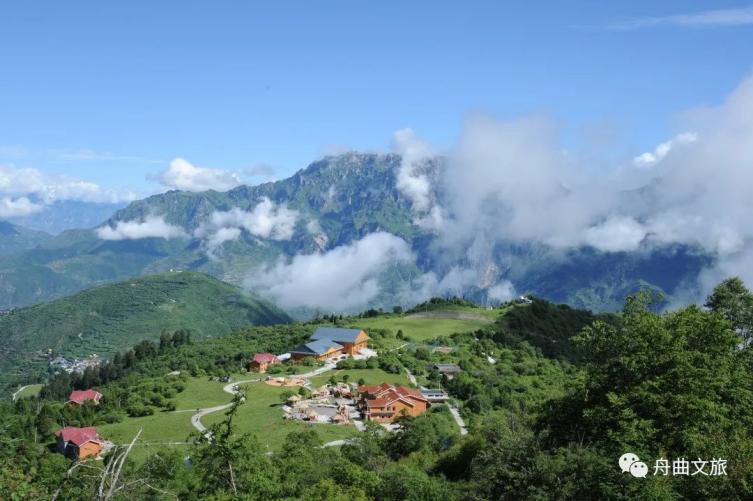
[0,196,45,218]
[96,216,187,241]
[633,132,697,167]
[247,232,414,311]
[612,5,753,29]
[159,158,243,192]
[0,165,137,204]
[410,72,753,303]
[487,280,516,302]
[392,128,435,213]
[195,198,300,253]
[204,227,242,251]
[584,216,647,252]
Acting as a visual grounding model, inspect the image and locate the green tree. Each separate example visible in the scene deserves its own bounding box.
[705,277,753,343]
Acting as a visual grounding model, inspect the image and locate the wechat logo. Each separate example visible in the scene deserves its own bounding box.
[619,452,648,478]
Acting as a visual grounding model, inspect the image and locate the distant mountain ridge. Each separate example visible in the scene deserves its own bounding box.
[0,152,710,312]
[0,220,51,256]
[0,271,290,392]
[7,200,126,234]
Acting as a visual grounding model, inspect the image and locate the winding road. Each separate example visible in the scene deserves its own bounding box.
[189,363,337,436]
[11,384,34,401]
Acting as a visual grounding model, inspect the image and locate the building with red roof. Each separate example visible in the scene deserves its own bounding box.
[357,383,428,422]
[55,426,104,459]
[249,352,280,373]
[67,389,102,405]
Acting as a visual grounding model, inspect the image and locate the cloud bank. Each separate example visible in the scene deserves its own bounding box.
[390,73,753,304]
[0,196,44,218]
[195,197,300,253]
[247,232,414,311]
[0,165,137,205]
[159,158,243,192]
[96,216,187,241]
[242,74,753,311]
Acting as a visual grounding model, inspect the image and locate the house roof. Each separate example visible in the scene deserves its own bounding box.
[360,384,428,408]
[291,338,343,356]
[68,389,102,404]
[431,346,455,354]
[55,426,101,447]
[366,389,427,409]
[433,363,462,373]
[252,353,278,364]
[311,327,367,344]
[358,383,393,395]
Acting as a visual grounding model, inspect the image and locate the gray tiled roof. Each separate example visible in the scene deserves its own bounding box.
[291,338,344,356]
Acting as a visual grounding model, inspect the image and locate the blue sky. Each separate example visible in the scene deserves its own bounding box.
[1,1,752,197]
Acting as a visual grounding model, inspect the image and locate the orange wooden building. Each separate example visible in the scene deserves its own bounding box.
[249,353,280,373]
[290,327,369,361]
[357,383,428,423]
[55,426,104,460]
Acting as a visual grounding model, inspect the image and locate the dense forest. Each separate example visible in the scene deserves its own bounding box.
[2,279,753,499]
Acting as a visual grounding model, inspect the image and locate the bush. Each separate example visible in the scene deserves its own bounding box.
[127,405,154,417]
[103,413,122,424]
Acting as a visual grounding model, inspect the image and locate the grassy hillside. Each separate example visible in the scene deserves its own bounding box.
[0,271,290,392]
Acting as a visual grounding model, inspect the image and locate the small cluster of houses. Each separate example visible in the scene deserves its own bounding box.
[249,327,373,373]
[284,381,447,425]
[54,388,107,460]
[50,354,103,374]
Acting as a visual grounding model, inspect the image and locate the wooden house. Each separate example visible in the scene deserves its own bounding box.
[67,389,102,405]
[249,353,280,373]
[290,327,370,361]
[357,383,428,423]
[55,426,104,460]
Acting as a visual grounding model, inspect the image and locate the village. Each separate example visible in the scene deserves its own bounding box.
[51,326,463,461]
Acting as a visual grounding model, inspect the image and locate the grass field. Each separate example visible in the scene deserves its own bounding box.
[354,309,499,348]
[203,380,358,451]
[97,410,196,462]
[309,368,409,388]
[97,376,231,462]
[12,383,43,400]
[171,377,236,410]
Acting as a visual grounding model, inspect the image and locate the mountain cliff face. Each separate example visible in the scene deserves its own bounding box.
[0,153,710,311]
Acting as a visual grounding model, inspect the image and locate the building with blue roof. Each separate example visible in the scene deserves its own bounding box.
[290,327,369,361]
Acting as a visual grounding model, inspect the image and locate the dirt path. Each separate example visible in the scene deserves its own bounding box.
[11,384,34,401]
[448,404,468,436]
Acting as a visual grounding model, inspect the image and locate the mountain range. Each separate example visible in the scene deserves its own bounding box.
[0,152,711,313]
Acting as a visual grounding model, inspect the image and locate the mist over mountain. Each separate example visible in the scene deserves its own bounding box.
[3,74,753,313]
[0,151,710,314]
[6,200,127,234]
